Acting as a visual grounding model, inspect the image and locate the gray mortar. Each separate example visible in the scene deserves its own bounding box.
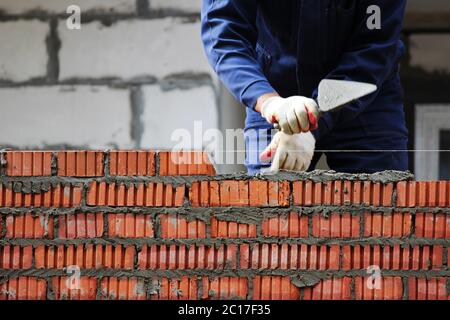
[103,150,111,178]
[1,237,448,248]
[136,0,150,16]
[447,278,450,296]
[130,86,145,148]
[0,269,448,285]
[50,152,58,176]
[402,277,409,300]
[0,215,5,238]
[46,19,61,83]
[0,169,414,194]
[291,273,323,288]
[0,150,6,175]
[4,204,450,218]
[350,278,356,300]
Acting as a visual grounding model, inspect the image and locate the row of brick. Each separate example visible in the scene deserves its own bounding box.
[0,184,82,207]
[2,151,215,177]
[1,243,447,271]
[293,180,450,207]
[190,180,450,207]
[189,180,290,207]
[0,276,448,300]
[2,180,450,208]
[86,182,186,207]
[2,212,448,239]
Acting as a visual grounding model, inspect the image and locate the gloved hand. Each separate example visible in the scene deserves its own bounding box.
[260,131,316,172]
[260,96,320,135]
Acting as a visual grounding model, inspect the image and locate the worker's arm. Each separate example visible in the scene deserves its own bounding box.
[201,0,319,134]
[312,0,407,140]
[201,0,276,109]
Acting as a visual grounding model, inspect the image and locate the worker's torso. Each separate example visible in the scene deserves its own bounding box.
[247,0,407,139]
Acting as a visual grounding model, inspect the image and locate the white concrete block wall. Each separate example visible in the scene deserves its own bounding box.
[0,21,49,82]
[0,86,133,148]
[58,18,211,80]
[0,0,136,14]
[151,0,201,13]
[141,85,217,149]
[0,0,221,154]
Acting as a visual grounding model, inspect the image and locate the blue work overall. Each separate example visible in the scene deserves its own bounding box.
[201,0,409,174]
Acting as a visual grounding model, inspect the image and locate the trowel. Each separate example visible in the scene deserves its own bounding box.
[274,79,377,130]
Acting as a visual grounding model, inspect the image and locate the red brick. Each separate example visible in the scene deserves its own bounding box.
[201,277,247,300]
[150,277,197,300]
[57,151,104,176]
[243,244,343,270]
[5,151,52,176]
[311,213,359,238]
[355,276,403,300]
[0,184,82,207]
[0,277,47,300]
[5,213,54,239]
[302,277,351,300]
[364,212,384,237]
[138,244,235,270]
[51,276,97,300]
[210,216,256,238]
[35,245,133,269]
[437,181,449,207]
[408,277,448,300]
[397,181,415,207]
[415,212,448,238]
[292,181,304,205]
[160,214,205,239]
[0,245,33,269]
[253,276,297,300]
[58,213,103,239]
[431,246,444,270]
[108,213,153,238]
[189,181,215,207]
[159,151,214,176]
[249,181,268,206]
[109,151,155,176]
[87,181,184,206]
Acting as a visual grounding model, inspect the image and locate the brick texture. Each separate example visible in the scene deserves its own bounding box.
[0,150,448,300]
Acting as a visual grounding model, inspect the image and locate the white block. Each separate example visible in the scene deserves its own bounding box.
[141,85,218,149]
[58,18,211,80]
[0,86,133,148]
[0,21,48,82]
[410,34,450,73]
[151,0,201,13]
[0,0,136,14]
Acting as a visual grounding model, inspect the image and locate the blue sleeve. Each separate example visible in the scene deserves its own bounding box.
[312,0,407,141]
[201,0,276,109]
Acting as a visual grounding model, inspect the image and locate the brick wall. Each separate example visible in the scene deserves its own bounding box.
[0,150,448,300]
[0,0,218,152]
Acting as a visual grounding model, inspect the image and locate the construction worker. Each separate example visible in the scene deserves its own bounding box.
[201,0,409,174]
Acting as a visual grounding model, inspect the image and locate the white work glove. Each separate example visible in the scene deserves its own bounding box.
[260,96,320,135]
[260,131,316,172]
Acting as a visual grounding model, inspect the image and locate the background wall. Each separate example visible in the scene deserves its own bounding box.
[0,0,449,177]
[0,0,226,153]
